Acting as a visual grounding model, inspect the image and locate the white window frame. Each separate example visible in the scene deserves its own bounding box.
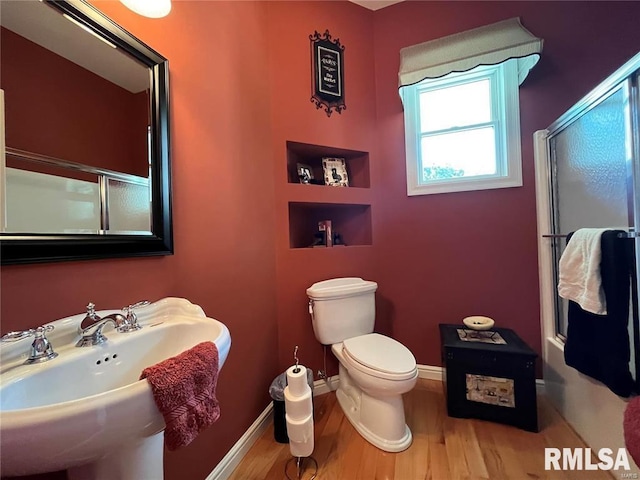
[402,59,523,196]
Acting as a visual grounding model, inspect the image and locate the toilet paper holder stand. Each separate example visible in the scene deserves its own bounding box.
[293,345,300,373]
[285,456,318,480]
[285,345,318,480]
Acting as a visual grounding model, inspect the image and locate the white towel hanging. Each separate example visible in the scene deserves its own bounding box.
[557,228,608,315]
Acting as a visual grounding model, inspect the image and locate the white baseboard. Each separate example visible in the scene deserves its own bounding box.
[207,366,545,479]
[313,375,339,395]
[417,364,444,381]
[206,403,273,480]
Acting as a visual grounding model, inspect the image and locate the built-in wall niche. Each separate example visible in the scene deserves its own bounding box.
[286,141,370,188]
[288,203,372,248]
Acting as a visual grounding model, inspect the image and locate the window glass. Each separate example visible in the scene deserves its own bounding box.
[402,60,522,196]
[419,78,491,132]
[420,127,497,181]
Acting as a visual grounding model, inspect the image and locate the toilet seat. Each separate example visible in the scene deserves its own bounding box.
[342,333,416,381]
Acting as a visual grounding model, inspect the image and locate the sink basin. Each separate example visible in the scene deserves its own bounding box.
[0,297,231,479]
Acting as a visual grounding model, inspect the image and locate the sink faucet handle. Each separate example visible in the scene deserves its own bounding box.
[122,300,150,320]
[1,325,58,364]
[36,325,55,334]
[36,325,55,336]
[1,329,36,342]
[122,300,150,313]
[119,300,150,332]
[28,326,58,364]
[1,325,54,342]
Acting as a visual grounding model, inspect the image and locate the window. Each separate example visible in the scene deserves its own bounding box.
[397,17,542,196]
[402,60,522,196]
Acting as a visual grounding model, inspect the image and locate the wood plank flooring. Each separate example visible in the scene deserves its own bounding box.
[228,379,613,480]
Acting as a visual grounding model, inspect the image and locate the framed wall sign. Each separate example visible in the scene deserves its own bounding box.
[310,30,345,117]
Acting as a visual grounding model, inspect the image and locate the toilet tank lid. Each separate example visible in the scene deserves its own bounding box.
[343,333,416,374]
[306,277,378,300]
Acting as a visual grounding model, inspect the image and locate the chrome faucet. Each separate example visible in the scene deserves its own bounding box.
[1,325,58,364]
[76,312,126,347]
[76,301,149,347]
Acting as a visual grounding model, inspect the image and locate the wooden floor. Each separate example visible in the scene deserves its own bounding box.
[228,379,613,480]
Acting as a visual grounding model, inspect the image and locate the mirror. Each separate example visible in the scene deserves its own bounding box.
[0,0,172,264]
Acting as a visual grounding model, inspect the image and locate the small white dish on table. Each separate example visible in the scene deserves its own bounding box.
[463,316,495,331]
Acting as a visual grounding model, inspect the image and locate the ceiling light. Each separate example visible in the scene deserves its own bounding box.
[120,0,172,18]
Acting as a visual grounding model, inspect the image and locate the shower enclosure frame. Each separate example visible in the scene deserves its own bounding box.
[533,52,640,471]
[546,55,639,336]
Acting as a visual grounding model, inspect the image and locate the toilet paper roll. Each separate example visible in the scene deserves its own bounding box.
[286,365,310,397]
[290,435,314,458]
[285,413,313,442]
[284,387,313,421]
[286,414,314,457]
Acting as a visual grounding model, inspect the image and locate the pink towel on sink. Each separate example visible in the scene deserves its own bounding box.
[140,341,220,450]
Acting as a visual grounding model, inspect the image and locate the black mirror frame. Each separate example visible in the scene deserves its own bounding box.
[1,0,173,265]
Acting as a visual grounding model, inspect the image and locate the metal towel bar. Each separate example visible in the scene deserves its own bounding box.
[542,231,639,239]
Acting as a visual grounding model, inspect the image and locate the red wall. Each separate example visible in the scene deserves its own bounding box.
[2,2,640,479]
[1,27,148,177]
[270,0,640,380]
[266,0,377,377]
[1,2,279,480]
[371,0,640,367]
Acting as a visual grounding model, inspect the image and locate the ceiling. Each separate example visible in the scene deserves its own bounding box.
[349,0,404,11]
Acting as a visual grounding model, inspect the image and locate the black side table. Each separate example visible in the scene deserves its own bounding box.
[439,323,538,432]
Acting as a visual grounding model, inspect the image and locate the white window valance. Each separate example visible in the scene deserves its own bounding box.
[398,17,543,88]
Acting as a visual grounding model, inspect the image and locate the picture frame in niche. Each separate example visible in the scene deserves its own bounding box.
[310,29,345,117]
[297,163,314,184]
[322,157,349,187]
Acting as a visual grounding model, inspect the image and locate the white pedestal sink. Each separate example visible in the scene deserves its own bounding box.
[0,297,231,480]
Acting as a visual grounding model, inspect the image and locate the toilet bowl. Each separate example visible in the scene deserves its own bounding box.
[306,278,418,452]
[331,334,418,452]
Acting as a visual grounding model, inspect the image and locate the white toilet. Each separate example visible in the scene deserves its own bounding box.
[306,277,418,452]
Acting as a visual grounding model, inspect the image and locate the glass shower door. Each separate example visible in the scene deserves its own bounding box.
[549,82,632,338]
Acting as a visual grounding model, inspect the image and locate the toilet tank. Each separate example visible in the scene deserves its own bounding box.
[306,277,378,345]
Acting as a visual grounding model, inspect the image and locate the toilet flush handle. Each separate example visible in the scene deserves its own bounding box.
[308,299,314,316]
